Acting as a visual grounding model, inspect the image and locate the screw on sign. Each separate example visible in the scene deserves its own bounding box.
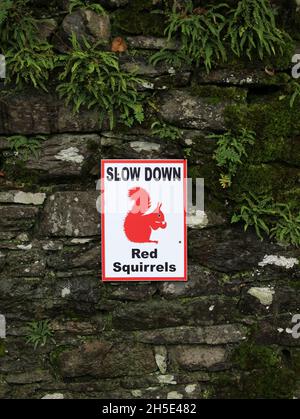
[101,160,187,282]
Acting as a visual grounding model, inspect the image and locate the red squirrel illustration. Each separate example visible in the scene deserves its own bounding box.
[124,187,167,244]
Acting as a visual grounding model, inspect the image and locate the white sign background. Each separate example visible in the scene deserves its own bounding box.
[101,160,187,281]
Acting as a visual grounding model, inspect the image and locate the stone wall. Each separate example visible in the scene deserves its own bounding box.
[0,0,300,399]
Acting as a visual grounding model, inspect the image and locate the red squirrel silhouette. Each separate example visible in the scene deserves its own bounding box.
[124,187,167,244]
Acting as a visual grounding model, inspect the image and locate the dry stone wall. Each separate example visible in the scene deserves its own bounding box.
[0,0,300,399]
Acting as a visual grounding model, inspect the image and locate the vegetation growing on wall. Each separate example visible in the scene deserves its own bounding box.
[150,0,291,72]
[57,34,145,129]
[231,193,300,246]
[210,129,256,189]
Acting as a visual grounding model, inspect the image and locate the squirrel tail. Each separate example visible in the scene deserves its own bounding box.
[128,187,151,214]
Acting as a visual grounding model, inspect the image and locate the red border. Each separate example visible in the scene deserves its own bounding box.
[101,159,187,282]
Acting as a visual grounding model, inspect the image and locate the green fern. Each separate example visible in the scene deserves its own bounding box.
[7,135,45,161]
[289,80,300,108]
[0,0,13,26]
[232,193,300,246]
[5,44,56,91]
[151,1,228,72]
[151,120,182,141]
[210,129,256,188]
[69,0,106,14]
[227,0,288,61]
[57,33,145,130]
[25,320,55,350]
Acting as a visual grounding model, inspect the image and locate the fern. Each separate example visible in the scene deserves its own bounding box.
[232,193,300,246]
[151,1,228,72]
[151,0,289,72]
[0,0,12,26]
[5,44,56,91]
[0,0,37,49]
[227,0,287,61]
[69,0,106,14]
[57,34,145,130]
[0,0,56,90]
[7,135,45,161]
[151,120,182,141]
[25,320,55,350]
[210,129,256,188]
[289,80,300,108]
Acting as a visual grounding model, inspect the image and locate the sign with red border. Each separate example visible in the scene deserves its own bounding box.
[101,160,187,282]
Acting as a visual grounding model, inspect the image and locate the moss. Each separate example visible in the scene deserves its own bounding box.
[190,84,248,103]
[50,345,73,372]
[223,94,300,201]
[231,342,297,399]
[0,340,6,357]
[112,0,167,37]
[230,163,300,200]
[225,95,300,141]
[3,159,38,185]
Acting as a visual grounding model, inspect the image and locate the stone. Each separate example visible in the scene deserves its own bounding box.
[188,227,280,273]
[258,255,299,270]
[6,370,52,385]
[159,265,220,299]
[195,68,290,86]
[167,391,183,399]
[112,297,239,331]
[39,191,100,237]
[0,90,100,135]
[56,340,156,378]
[155,346,168,374]
[36,19,58,41]
[42,393,64,399]
[102,0,129,8]
[24,134,100,178]
[170,346,227,371]
[54,10,111,53]
[0,191,46,205]
[247,287,275,306]
[135,324,247,345]
[0,206,39,232]
[157,89,229,130]
[107,283,157,301]
[126,36,179,51]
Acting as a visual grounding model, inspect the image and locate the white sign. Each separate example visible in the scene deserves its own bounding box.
[101,159,187,282]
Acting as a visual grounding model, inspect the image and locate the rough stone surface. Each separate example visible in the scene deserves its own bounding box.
[54,10,111,53]
[157,89,229,130]
[24,134,100,178]
[170,346,227,371]
[40,192,100,237]
[1,0,300,401]
[0,91,100,135]
[56,340,156,378]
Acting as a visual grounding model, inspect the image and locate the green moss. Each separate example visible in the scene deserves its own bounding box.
[0,340,6,357]
[190,84,248,103]
[112,0,166,36]
[50,345,73,372]
[230,163,300,200]
[225,96,300,141]
[231,342,297,399]
[223,94,300,201]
